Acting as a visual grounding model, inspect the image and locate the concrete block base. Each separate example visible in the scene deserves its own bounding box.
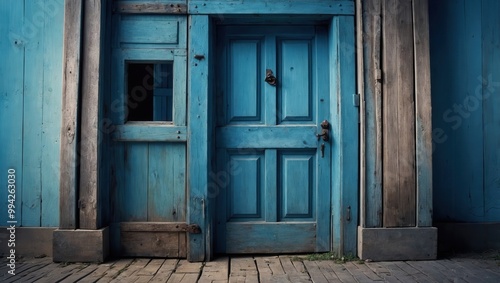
[435,222,500,253]
[358,226,437,261]
[0,227,55,258]
[53,227,109,263]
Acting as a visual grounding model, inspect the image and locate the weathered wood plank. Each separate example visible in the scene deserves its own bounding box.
[112,125,187,142]
[22,1,45,227]
[198,257,229,282]
[109,258,151,282]
[302,261,329,283]
[79,0,105,230]
[0,0,24,228]
[229,257,259,283]
[59,0,82,229]
[360,0,383,228]
[382,0,416,227]
[41,0,65,227]
[481,0,500,222]
[413,0,433,227]
[33,263,85,282]
[149,259,179,283]
[187,14,210,262]
[121,222,194,232]
[114,2,187,14]
[280,257,311,282]
[188,0,354,15]
[58,264,99,283]
[216,126,318,148]
[121,231,181,257]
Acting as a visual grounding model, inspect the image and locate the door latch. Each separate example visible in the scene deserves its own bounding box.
[265,69,277,86]
[316,120,330,141]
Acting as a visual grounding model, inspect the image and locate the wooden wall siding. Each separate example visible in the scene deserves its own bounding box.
[80,0,106,230]
[59,0,82,229]
[382,0,416,227]
[188,0,354,15]
[0,0,64,227]
[359,0,383,228]
[361,0,432,228]
[430,0,500,222]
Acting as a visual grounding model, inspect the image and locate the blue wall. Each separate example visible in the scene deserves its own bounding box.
[430,0,500,223]
[0,0,64,227]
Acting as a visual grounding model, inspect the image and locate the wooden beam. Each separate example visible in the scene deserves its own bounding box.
[187,15,210,262]
[382,0,416,227]
[59,0,82,229]
[79,0,105,229]
[356,0,365,229]
[113,2,187,14]
[188,0,354,15]
[361,0,383,228]
[413,0,433,227]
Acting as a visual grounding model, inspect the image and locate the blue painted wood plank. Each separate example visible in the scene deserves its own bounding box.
[278,39,313,122]
[0,1,24,226]
[482,0,500,222]
[279,151,314,220]
[225,223,316,253]
[173,51,187,126]
[265,150,277,222]
[189,0,355,15]
[148,143,186,222]
[122,143,149,221]
[22,1,45,227]
[187,15,210,261]
[41,0,64,227]
[264,35,277,126]
[330,16,358,254]
[413,0,433,227]
[430,0,484,222]
[313,26,331,252]
[216,126,318,148]
[112,125,187,141]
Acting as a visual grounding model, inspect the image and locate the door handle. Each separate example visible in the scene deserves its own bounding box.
[316,120,330,142]
[265,69,277,86]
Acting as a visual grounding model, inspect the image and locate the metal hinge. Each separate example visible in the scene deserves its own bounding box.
[353,93,360,107]
[183,224,202,234]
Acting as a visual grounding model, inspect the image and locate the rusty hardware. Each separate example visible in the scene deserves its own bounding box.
[265,69,277,86]
[320,143,325,158]
[184,224,202,234]
[184,224,201,234]
[316,120,330,141]
[194,54,205,60]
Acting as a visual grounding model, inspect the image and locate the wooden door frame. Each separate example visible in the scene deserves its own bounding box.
[188,13,358,261]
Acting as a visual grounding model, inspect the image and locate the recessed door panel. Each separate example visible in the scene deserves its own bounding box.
[279,40,313,123]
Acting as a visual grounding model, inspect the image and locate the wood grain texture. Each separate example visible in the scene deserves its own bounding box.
[187,15,210,262]
[114,2,187,14]
[121,231,184,257]
[413,0,433,227]
[80,0,105,230]
[112,125,187,142]
[360,0,383,228]
[481,0,500,222]
[59,0,82,229]
[382,0,416,227]
[188,0,354,15]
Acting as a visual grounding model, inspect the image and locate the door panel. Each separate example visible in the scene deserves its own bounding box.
[216,25,331,254]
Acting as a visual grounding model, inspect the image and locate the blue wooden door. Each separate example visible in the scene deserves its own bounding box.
[109,15,189,257]
[215,26,331,253]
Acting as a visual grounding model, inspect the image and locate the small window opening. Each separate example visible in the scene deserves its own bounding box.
[126,62,173,122]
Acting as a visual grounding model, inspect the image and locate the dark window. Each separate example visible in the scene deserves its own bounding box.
[126,62,173,122]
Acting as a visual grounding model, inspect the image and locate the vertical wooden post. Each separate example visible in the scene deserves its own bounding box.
[59,0,82,229]
[413,0,433,227]
[79,0,105,230]
[382,0,416,227]
[187,15,211,262]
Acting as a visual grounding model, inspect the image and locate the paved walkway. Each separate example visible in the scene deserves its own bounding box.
[1,253,499,282]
